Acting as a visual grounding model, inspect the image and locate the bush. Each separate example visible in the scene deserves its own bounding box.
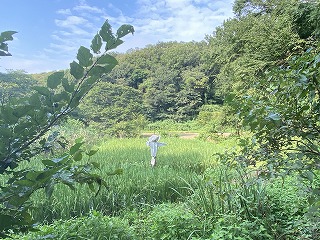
[53,117,101,146]
[184,164,318,239]
[264,176,320,239]
[135,203,205,239]
[10,211,136,240]
[206,216,272,240]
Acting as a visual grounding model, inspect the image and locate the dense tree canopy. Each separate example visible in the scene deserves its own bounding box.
[207,0,306,98]
[0,70,38,105]
[2,0,319,129]
[79,81,144,127]
[82,41,217,122]
[223,0,320,213]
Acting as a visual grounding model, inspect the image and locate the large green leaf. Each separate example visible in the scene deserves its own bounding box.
[77,46,93,67]
[70,142,84,155]
[0,31,17,56]
[12,105,33,118]
[53,91,70,103]
[33,86,51,97]
[15,179,35,187]
[29,93,41,107]
[47,71,64,89]
[116,24,134,38]
[0,42,8,52]
[86,149,99,157]
[42,159,57,167]
[69,95,81,109]
[14,121,33,134]
[0,31,17,42]
[52,155,69,165]
[1,106,18,124]
[0,128,12,138]
[99,20,114,42]
[106,38,123,51]
[91,33,102,54]
[84,75,99,86]
[0,214,19,229]
[45,182,55,198]
[26,171,43,181]
[102,64,116,74]
[70,61,84,79]
[0,50,11,56]
[62,78,75,93]
[73,150,83,161]
[88,65,107,76]
[88,64,116,76]
[97,54,118,65]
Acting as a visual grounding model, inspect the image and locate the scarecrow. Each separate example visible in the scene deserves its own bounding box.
[146,135,166,167]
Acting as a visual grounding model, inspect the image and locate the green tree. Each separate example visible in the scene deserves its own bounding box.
[204,0,320,102]
[232,0,320,39]
[232,0,299,17]
[232,44,320,215]
[107,41,214,121]
[0,70,38,105]
[143,66,180,121]
[293,0,320,39]
[78,81,145,127]
[208,11,299,98]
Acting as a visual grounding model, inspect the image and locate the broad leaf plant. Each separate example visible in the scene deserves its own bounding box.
[0,21,134,237]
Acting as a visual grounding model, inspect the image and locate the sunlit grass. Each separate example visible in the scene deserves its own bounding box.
[28,136,238,222]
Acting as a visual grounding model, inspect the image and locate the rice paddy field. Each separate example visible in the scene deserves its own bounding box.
[28,136,237,222]
[3,135,319,239]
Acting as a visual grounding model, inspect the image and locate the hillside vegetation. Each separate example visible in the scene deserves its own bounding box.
[0,0,319,239]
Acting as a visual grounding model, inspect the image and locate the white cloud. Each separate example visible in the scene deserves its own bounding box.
[132,0,234,43]
[55,16,88,28]
[3,0,234,73]
[56,8,72,15]
[74,4,104,14]
[0,55,70,73]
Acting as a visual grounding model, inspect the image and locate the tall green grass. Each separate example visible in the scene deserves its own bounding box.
[5,134,318,239]
[28,136,237,223]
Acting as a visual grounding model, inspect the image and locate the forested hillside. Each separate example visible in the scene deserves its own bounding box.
[2,0,317,132]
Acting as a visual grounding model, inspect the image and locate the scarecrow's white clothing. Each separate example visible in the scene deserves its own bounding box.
[146,141,166,157]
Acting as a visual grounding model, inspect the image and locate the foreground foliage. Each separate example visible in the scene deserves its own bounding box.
[232,42,320,217]
[2,136,317,239]
[0,21,134,237]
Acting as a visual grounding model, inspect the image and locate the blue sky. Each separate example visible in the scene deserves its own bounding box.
[0,0,234,73]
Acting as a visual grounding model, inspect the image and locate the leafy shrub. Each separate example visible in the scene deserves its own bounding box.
[264,176,319,239]
[105,116,147,138]
[10,211,136,240]
[184,162,318,239]
[0,22,134,236]
[51,117,101,149]
[203,215,272,240]
[135,203,204,239]
[196,105,237,133]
